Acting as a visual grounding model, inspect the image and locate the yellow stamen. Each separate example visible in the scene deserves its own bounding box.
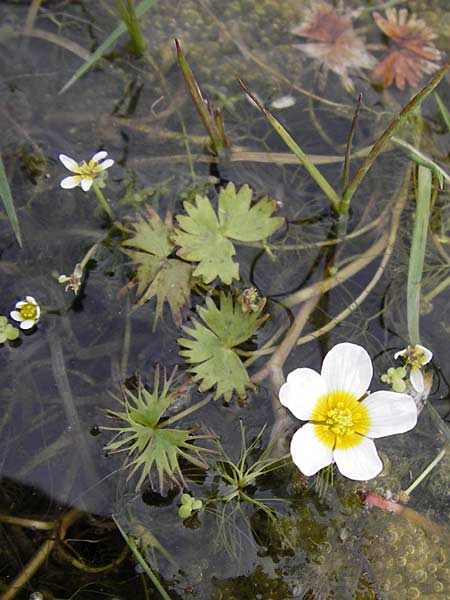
[311,390,370,450]
[20,302,37,320]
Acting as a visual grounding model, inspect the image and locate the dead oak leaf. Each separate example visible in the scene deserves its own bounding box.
[373,8,442,90]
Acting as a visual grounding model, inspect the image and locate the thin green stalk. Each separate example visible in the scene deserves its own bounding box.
[113,517,172,600]
[403,448,447,496]
[342,93,362,192]
[434,92,450,132]
[341,61,450,214]
[115,0,146,57]
[91,181,113,218]
[237,79,341,212]
[423,272,450,303]
[175,40,228,157]
[0,155,22,247]
[407,165,432,345]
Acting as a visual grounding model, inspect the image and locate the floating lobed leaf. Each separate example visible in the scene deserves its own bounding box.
[178,294,267,401]
[172,183,284,285]
[122,208,192,327]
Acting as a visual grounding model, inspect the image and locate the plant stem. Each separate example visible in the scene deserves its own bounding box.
[115,0,146,57]
[113,517,172,600]
[1,509,82,600]
[91,181,113,218]
[407,165,432,345]
[238,79,341,212]
[403,448,447,497]
[341,60,450,214]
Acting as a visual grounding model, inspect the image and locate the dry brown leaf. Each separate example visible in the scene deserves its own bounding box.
[292,1,376,89]
[373,8,442,90]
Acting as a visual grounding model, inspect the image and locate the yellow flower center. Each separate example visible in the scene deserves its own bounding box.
[20,302,37,320]
[78,159,102,180]
[311,390,370,450]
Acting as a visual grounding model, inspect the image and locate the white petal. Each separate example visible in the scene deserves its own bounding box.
[362,391,417,438]
[81,178,93,192]
[91,151,107,163]
[60,176,80,189]
[290,423,333,476]
[394,348,406,360]
[410,368,424,393]
[35,306,41,319]
[333,437,382,481]
[98,158,114,171]
[321,343,373,398]
[59,154,79,171]
[20,319,36,330]
[15,301,26,309]
[25,296,37,305]
[10,310,24,322]
[417,344,432,365]
[279,368,327,421]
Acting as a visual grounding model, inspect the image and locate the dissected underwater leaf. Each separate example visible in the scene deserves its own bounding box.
[291,1,376,89]
[172,182,284,285]
[373,8,442,90]
[122,208,192,327]
[178,293,268,401]
[103,368,211,492]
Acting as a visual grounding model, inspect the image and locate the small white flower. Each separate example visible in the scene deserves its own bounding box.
[394,344,433,393]
[10,296,40,330]
[279,343,418,481]
[59,151,114,192]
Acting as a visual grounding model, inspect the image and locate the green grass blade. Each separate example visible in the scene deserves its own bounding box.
[407,165,432,345]
[113,516,172,600]
[434,92,450,132]
[341,61,450,213]
[59,0,158,95]
[0,155,22,247]
[238,79,341,213]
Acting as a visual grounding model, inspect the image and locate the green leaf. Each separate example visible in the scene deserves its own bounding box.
[104,368,210,492]
[0,155,22,247]
[0,316,19,343]
[178,294,267,401]
[122,209,192,327]
[172,183,283,284]
[59,0,158,94]
[178,503,192,519]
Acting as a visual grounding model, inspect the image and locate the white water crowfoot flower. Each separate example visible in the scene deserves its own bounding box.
[394,344,432,394]
[279,343,418,481]
[10,296,40,330]
[59,151,114,192]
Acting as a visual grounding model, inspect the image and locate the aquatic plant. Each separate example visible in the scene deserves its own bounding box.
[179,293,268,401]
[59,151,114,217]
[121,208,192,327]
[279,343,418,480]
[178,493,203,519]
[103,367,212,492]
[291,1,376,90]
[0,316,19,343]
[172,182,284,285]
[394,344,433,394]
[10,295,40,330]
[373,8,442,89]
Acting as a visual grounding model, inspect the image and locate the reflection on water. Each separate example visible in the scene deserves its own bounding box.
[0,0,449,598]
